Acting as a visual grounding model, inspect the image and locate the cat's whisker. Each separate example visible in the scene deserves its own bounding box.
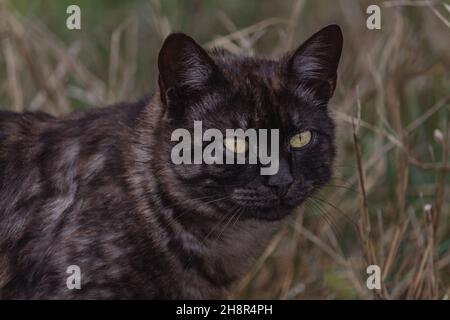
[231,207,245,230]
[145,192,225,213]
[321,183,359,194]
[213,211,240,243]
[306,198,345,242]
[183,206,234,271]
[331,163,357,169]
[172,194,231,220]
[310,195,358,231]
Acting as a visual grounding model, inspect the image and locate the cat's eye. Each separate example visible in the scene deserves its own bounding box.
[224,137,248,154]
[290,131,313,149]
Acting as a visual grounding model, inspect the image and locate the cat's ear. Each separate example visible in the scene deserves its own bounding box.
[287,25,343,100]
[158,33,219,105]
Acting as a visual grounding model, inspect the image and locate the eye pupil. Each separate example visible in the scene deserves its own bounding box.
[290,131,312,149]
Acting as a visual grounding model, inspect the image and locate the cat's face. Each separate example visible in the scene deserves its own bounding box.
[156,25,342,221]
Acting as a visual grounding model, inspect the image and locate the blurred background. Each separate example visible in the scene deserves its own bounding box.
[0,0,449,299]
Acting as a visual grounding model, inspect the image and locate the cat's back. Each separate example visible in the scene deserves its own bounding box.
[0,99,147,179]
[0,110,56,150]
[0,101,147,220]
[0,96,148,144]
[0,107,110,228]
[0,110,60,207]
[0,101,153,298]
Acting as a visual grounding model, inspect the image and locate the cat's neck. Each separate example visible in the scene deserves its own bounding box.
[163,204,281,298]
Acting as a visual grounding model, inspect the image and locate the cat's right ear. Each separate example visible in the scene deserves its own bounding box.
[158,33,219,106]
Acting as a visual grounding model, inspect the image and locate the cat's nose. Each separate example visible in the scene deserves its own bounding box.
[268,180,293,197]
[266,158,293,197]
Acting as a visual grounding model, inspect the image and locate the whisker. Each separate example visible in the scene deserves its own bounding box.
[310,195,358,231]
[306,198,345,241]
[173,195,230,220]
[321,184,359,194]
[214,211,239,243]
[183,210,232,271]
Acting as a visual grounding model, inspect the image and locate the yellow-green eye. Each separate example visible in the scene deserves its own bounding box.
[224,137,248,154]
[290,131,312,149]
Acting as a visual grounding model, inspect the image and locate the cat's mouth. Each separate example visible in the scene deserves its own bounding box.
[229,188,307,220]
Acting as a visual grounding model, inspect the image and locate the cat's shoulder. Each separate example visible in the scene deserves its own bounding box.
[66,95,150,124]
[0,109,56,123]
[0,110,56,139]
[0,94,151,137]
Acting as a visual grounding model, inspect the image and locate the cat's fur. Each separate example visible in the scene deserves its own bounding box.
[0,25,342,299]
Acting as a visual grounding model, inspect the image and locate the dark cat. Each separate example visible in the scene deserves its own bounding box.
[0,25,342,299]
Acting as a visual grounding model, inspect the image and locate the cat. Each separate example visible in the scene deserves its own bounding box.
[0,24,342,299]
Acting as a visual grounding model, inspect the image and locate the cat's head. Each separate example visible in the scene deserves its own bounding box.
[154,25,342,221]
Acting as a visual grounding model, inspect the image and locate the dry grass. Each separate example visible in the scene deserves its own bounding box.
[0,0,449,299]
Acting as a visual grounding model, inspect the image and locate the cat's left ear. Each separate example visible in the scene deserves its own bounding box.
[287,24,343,100]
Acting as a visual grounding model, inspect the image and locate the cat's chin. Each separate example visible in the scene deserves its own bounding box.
[253,206,297,221]
[224,192,307,221]
[230,201,300,221]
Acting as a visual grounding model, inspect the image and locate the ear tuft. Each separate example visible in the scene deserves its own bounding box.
[287,24,343,100]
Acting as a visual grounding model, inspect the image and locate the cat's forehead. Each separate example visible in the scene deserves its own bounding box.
[209,52,316,131]
[212,53,283,90]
